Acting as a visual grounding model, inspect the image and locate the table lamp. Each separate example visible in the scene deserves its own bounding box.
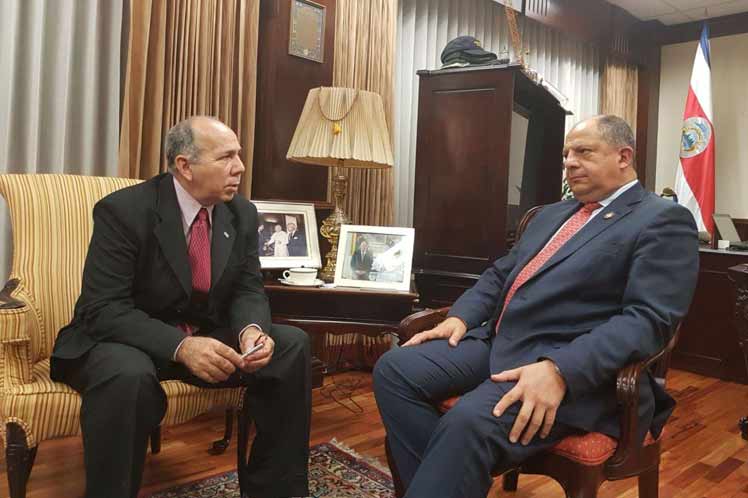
[287,87,394,282]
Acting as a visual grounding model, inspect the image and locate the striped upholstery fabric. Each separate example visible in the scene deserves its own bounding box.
[0,174,243,448]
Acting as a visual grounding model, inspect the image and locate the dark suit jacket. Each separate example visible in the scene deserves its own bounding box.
[51,173,271,379]
[448,183,699,443]
[350,249,374,280]
[287,230,307,257]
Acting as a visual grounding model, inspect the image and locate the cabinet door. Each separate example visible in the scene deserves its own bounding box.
[413,71,513,276]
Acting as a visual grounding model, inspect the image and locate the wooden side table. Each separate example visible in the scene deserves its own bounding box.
[265,282,419,388]
[727,263,748,439]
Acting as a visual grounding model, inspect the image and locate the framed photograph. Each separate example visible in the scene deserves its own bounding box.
[253,201,321,270]
[334,225,415,291]
[289,0,326,63]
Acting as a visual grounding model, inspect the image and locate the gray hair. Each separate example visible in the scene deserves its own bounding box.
[594,115,636,159]
[164,118,200,171]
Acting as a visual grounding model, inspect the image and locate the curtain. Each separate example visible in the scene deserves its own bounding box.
[601,55,638,133]
[0,0,124,282]
[394,0,601,225]
[119,0,259,197]
[332,0,397,226]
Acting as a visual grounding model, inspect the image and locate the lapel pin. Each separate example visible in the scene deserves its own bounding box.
[603,212,615,220]
[224,231,230,238]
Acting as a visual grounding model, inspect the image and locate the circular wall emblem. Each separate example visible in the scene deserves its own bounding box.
[680,117,712,159]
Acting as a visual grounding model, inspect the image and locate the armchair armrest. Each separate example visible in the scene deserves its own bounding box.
[396,307,451,344]
[0,279,38,386]
[0,278,25,309]
[606,325,681,471]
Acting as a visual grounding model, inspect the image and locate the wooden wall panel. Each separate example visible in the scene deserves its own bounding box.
[654,12,748,46]
[524,0,613,43]
[251,0,336,203]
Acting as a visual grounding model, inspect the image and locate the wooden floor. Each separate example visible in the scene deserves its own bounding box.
[1,368,747,497]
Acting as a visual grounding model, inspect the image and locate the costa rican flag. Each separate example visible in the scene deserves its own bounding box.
[674,23,715,235]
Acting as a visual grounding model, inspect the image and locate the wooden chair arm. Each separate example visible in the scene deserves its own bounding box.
[397,307,451,343]
[606,325,681,470]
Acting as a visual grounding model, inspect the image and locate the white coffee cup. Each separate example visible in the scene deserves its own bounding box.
[283,267,318,285]
[718,239,730,250]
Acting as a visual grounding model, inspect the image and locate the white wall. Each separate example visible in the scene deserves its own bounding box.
[656,32,748,218]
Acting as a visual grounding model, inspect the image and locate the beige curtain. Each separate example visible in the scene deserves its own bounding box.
[119,0,259,197]
[332,0,397,226]
[0,0,124,282]
[601,55,638,133]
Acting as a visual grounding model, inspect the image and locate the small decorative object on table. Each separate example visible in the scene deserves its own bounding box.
[287,87,394,282]
[280,267,324,287]
[253,200,321,270]
[334,225,415,292]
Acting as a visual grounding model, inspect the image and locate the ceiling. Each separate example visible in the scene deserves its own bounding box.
[606,0,748,25]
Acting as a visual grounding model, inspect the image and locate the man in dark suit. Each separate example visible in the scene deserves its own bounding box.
[286,220,307,257]
[257,222,273,256]
[373,115,699,498]
[350,239,374,280]
[50,116,311,498]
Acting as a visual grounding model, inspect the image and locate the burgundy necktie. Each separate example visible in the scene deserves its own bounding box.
[189,208,211,295]
[495,202,602,333]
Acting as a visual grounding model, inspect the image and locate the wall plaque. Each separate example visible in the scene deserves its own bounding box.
[289,0,326,63]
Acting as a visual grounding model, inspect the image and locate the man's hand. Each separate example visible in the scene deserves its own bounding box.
[491,360,566,445]
[176,336,244,384]
[239,326,275,373]
[403,317,467,347]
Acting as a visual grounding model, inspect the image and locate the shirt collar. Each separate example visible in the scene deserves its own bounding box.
[172,175,214,227]
[597,179,639,208]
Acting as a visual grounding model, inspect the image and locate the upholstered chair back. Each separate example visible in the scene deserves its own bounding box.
[0,174,141,364]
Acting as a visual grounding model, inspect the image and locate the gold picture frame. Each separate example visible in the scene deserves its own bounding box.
[289,0,326,63]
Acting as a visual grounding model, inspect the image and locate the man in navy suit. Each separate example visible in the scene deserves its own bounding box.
[286,220,307,256]
[373,115,699,498]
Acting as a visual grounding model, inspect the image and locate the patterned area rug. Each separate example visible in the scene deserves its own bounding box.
[149,440,395,498]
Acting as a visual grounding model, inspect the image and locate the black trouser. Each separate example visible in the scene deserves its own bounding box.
[59,324,311,498]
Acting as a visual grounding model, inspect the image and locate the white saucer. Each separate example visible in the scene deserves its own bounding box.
[278,278,325,287]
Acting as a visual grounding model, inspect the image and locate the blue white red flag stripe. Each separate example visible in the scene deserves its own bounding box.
[674,23,715,235]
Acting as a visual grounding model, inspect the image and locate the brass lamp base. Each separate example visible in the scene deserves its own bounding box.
[319,173,351,282]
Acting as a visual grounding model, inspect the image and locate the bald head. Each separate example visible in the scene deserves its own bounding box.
[164,116,227,171]
[166,115,244,205]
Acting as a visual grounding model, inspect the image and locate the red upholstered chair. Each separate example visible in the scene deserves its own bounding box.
[385,206,679,498]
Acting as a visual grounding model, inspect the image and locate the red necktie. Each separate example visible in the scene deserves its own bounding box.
[189,208,211,295]
[495,202,601,333]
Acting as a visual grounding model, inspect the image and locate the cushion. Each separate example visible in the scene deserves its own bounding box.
[437,396,658,466]
[1,358,242,448]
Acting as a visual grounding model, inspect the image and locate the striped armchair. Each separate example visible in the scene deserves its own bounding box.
[0,174,243,498]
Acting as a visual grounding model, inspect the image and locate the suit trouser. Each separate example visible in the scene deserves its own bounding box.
[59,324,311,498]
[373,336,576,498]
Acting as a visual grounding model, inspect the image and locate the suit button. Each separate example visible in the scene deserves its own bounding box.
[176,308,183,314]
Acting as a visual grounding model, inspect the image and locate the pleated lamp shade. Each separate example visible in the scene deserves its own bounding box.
[286,87,394,169]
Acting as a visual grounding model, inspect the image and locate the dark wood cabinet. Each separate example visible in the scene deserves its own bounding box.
[412,64,567,307]
[673,248,748,383]
[265,282,418,387]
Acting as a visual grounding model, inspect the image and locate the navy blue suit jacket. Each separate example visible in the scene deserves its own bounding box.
[448,183,699,443]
